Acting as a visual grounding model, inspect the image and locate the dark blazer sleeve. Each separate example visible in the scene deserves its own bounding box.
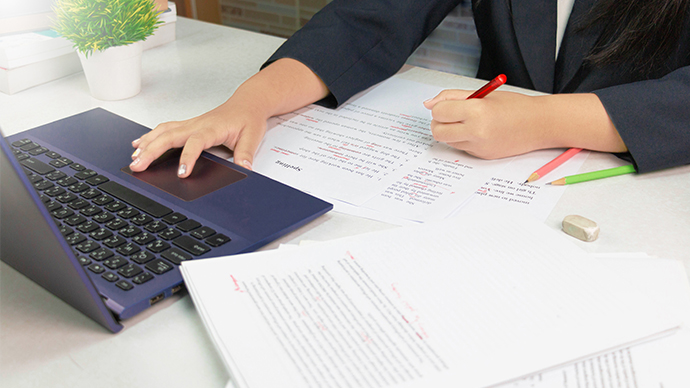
[593,66,690,173]
[263,0,463,107]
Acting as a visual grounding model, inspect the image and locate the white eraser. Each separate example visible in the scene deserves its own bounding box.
[562,215,600,242]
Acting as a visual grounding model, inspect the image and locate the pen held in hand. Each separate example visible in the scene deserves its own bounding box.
[466,74,507,99]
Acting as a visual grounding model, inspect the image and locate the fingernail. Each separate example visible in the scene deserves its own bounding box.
[242,160,253,170]
[178,164,187,176]
[132,138,141,146]
[132,148,141,158]
[130,157,140,167]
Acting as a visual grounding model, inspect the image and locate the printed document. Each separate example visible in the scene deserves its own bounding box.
[251,78,586,225]
[181,211,679,388]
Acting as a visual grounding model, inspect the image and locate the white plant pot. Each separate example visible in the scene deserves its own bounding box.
[78,41,143,100]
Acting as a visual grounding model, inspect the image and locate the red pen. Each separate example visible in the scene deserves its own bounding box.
[466,74,507,99]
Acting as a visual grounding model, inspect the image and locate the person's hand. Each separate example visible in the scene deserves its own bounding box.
[129,98,266,177]
[128,58,330,178]
[423,89,554,159]
[423,89,627,158]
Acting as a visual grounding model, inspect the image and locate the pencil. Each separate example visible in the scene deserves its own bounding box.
[547,164,636,185]
[466,74,506,99]
[525,148,583,183]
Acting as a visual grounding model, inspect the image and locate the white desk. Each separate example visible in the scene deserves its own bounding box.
[1,18,689,388]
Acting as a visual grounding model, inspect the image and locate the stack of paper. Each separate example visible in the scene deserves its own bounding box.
[181,211,681,388]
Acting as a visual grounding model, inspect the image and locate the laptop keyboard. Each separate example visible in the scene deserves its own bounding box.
[10,138,231,292]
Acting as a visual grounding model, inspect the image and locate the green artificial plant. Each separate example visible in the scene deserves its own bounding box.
[53,0,162,57]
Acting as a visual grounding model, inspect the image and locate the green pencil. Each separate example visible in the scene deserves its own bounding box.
[548,164,636,185]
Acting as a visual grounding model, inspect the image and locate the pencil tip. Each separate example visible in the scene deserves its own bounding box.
[526,173,539,183]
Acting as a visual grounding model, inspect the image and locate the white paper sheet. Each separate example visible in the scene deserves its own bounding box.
[251,78,583,225]
[499,255,690,388]
[181,211,679,388]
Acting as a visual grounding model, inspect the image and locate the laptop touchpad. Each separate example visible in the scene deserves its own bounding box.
[122,149,246,202]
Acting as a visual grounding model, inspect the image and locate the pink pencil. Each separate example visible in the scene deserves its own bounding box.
[525,148,583,183]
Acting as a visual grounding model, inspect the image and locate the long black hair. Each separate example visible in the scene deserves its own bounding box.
[581,0,689,74]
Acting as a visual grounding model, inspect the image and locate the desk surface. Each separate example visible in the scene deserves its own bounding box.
[1,17,689,388]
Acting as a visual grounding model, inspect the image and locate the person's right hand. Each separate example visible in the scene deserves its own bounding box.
[128,58,330,178]
[129,97,267,177]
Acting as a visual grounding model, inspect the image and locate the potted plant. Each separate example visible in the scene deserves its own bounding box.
[53,0,162,100]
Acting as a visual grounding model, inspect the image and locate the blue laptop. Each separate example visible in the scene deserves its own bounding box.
[0,108,332,333]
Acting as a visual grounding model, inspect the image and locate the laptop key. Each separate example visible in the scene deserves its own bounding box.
[145,258,173,275]
[74,169,97,180]
[131,251,156,264]
[90,248,114,261]
[49,160,70,168]
[132,232,155,246]
[44,201,62,212]
[117,243,141,256]
[44,186,66,197]
[102,272,119,282]
[103,256,127,270]
[34,180,54,191]
[75,240,100,253]
[116,280,134,291]
[92,195,114,206]
[51,207,74,219]
[78,256,92,266]
[81,188,102,199]
[147,239,170,253]
[20,158,55,175]
[145,220,166,233]
[11,139,32,147]
[162,212,187,225]
[205,234,231,247]
[46,171,67,181]
[103,235,127,248]
[28,146,48,156]
[132,272,154,285]
[27,173,43,184]
[92,212,115,224]
[118,263,143,278]
[158,228,181,241]
[19,142,40,151]
[58,225,73,236]
[86,175,109,186]
[91,228,114,241]
[56,177,78,187]
[119,225,142,238]
[131,214,153,226]
[173,235,210,256]
[162,248,193,265]
[80,206,102,217]
[65,215,87,226]
[98,181,172,218]
[88,263,105,274]
[176,219,201,232]
[78,221,100,234]
[68,182,90,193]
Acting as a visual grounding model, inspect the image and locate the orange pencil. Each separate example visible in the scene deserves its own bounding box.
[525,148,583,183]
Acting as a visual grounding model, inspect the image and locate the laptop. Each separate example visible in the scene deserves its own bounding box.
[0,108,332,333]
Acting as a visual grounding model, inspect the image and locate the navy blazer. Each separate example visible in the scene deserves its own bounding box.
[265,0,690,173]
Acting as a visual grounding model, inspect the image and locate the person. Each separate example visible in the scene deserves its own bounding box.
[129,0,690,178]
